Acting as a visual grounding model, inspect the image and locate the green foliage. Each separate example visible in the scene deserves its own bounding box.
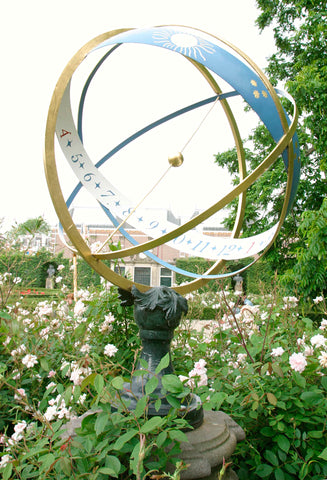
[76,257,102,289]
[1,278,327,479]
[173,286,327,480]
[175,257,220,294]
[0,284,192,478]
[281,198,327,297]
[11,216,50,237]
[246,259,275,295]
[256,0,327,172]
[214,0,327,292]
[175,257,213,283]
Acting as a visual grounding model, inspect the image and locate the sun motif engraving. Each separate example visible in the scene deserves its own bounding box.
[262,90,268,98]
[152,29,215,61]
[250,79,258,86]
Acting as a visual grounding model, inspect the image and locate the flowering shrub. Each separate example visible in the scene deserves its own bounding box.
[172,287,327,480]
[0,281,326,479]
[0,284,195,479]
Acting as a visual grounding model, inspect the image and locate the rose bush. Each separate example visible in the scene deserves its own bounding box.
[0,281,326,479]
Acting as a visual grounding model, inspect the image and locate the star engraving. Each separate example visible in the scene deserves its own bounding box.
[66,140,72,147]
[79,162,85,168]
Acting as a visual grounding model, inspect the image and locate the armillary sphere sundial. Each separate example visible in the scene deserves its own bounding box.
[45,28,300,472]
[44,25,300,295]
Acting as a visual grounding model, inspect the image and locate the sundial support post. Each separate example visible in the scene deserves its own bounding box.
[118,285,203,429]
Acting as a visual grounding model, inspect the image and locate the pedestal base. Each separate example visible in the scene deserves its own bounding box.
[174,410,245,480]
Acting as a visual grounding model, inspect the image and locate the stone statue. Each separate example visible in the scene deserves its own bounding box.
[45,264,55,289]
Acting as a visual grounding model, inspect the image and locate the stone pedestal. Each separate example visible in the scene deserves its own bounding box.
[45,277,54,289]
[176,410,245,480]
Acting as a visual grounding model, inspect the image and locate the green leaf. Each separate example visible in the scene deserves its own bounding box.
[94,374,104,395]
[133,369,146,377]
[140,416,165,433]
[139,358,148,369]
[162,374,183,394]
[94,412,109,436]
[81,372,97,390]
[74,323,86,338]
[2,463,13,480]
[155,353,170,375]
[264,449,279,466]
[272,363,284,378]
[308,430,323,438]
[113,429,138,450]
[267,392,277,406]
[210,391,228,410]
[154,398,161,412]
[166,394,181,408]
[156,430,167,448]
[39,453,55,472]
[261,427,274,437]
[104,455,121,476]
[169,429,189,443]
[130,442,141,476]
[64,385,73,406]
[111,376,124,390]
[251,392,260,401]
[255,464,273,477]
[275,435,290,453]
[145,376,159,396]
[300,391,324,405]
[274,468,285,480]
[0,311,12,320]
[73,385,81,402]
[134,395,148,418]
[59,457,72,476]
[40,357,49,372]
[299,462,309,480]
[321,376,327,391]
[292,371,306,388]
[57,383,64,394]
[318,447,327,460]
[252,400,259,410]
[99,467,118,477]
[61,364,70,377]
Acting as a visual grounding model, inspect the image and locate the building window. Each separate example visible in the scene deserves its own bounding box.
[160,267,172,287]
[114,265,126,277]
[134,267,151,285]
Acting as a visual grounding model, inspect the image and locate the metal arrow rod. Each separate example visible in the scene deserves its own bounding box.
[95,95,221,255]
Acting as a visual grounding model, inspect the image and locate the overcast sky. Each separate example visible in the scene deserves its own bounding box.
[0,0,275,231]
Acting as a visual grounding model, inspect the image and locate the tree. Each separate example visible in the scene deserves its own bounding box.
[283,198,327,297]
[214,0,326,294]
[256,0,327,171]
[11,216,50,237]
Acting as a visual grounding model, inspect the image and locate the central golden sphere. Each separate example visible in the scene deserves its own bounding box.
[168,152,184,167]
